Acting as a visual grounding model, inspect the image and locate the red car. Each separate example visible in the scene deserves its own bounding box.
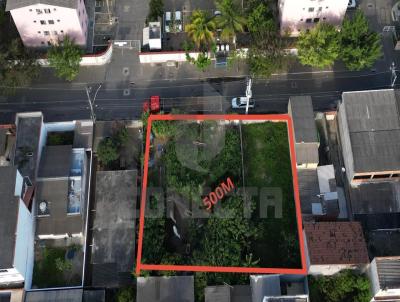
[143,95,161,113]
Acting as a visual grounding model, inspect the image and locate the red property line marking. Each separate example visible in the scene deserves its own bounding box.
[135,114,307,276]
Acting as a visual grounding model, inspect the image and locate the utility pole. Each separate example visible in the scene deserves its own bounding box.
[85,83,102,123]
[245,77,252,114]
[390,62,397,87]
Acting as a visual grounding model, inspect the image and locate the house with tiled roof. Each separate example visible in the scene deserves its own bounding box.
[304,222,369,275]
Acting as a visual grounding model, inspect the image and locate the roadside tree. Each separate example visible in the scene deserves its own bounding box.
[340,10,381,71]
[215,0,246,43]
[185,10,216,49]
[47,36,82,81]
[148,0,164,22]
[297,23,340,68]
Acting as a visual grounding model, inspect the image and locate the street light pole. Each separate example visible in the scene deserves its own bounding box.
[390,62,397,87]
[245,77,252,114]
[85,83,102,123]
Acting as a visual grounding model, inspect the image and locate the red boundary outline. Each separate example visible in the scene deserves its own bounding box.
[136,114,307,275]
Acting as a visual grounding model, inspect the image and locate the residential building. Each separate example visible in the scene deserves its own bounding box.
[288,96,319,169]
[90,170,137,287]
[368,256,400,302]
[136,276,194,302]
[5,0,88,47]
[278,0,348,36]
[338,89,400,183]
[304,222,369,275]
[251,275,309,302]
[0,167,35,290]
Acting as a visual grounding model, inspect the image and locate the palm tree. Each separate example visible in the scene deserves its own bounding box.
[215,0,246,43]
[185,10,216,49]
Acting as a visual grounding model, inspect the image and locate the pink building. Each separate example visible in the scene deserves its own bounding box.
[278,0,348,37]
[6,0,88,48]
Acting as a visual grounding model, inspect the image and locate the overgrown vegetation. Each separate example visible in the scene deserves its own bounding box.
[116,286,136,302]
[46,131,74,146]
[147,0,164,22]
[47,36,82,81]
[97,125,129,168]
[309,270,371,302]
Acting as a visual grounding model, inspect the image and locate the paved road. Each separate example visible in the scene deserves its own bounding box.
[0,67,394,123]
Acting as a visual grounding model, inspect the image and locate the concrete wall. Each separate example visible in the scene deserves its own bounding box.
[139,51,201,64]
[11,2,88,48]
[278,0,348,36]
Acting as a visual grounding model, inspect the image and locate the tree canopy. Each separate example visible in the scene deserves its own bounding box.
[340,10,382,71]
[297,22,340,68]
[215,0,246,42]
[47,36,82,81]
[309,270,371,302]
[185,10,216,49]
[147,0,164,22]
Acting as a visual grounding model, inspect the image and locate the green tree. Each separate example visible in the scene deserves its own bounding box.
[148,0,164,22]
[246,2,274,35]
[116,287,136,302]
[97,137,119,166]
[0,39,39,94]
[215,0,246,42]
[309,270,371,302]
[185,10,216,49]
[297,23,340,68]
[340,10,381,71]
[186,51,212,71]
[47,36,82,81]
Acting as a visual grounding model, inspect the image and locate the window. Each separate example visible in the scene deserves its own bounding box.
[322,17,326,20]
[318,6,322,11]
[306,18,312,23]
[44,31,49,35]
[40,20,46,24]
[53,30,58,35]
[300,18,303,21]
[60,30,64,33]
[44,8,51,13]
[37,31,41,33]
[36,9,42,14]
[34,20,37,23]
[314,18,320,23]
[53,8,57,11]
[308,7,314,12]
[29,9,32,11]
[57,19,60,22]
[41,41,45,44]
[48,20,54,24]
[47,41,51,46]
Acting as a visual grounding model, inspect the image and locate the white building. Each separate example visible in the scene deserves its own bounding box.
[278,0,348,36]
[6,0,88,47]
[0,166,35,290]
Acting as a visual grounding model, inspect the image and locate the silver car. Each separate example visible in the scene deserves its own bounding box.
[231,97,255,109]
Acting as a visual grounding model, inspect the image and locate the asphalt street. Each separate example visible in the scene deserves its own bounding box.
[0,67,394,123]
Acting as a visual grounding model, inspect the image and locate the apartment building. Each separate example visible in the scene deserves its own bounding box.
[6,0,88,47]
[278,0,348,36]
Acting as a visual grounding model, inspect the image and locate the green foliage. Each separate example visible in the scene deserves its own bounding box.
[0,39,39,94]
[309,270,372,302]
[340,10,382,71]
[116,287,136,302]
[148,0,164,22]
[152,120,177,138]
[0,5,6,26]
[47,36,82,81]
[142,218,166,264]
[46,131,74,146]
[55,257,72,271]
[246,2,274,35]
[186,51,212,71]
[185,10,216,49]
[215,0,246,42]
[97,137,119,166]
[297,23,340,68]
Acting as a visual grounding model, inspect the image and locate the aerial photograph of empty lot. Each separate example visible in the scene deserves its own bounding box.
[138,115,304,276]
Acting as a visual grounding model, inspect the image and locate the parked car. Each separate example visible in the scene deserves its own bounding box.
[231,97,255,109]
[175,11,182,32]
[348,0,356,8]
[164,12,171,33]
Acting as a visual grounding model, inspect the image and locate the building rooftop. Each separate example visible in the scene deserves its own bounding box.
[375,257,400,290]
[91,170,137,287]
[73,121,93,149]
[204,285,251,302]
[288,96,318,143]
[339,90,400,174]
[297,168,320,214]
[304,222,369,265]
[0,166,19,269]
[6,0,77,11]
[13,113,42,181]
[35,179,83,236]
[38,145,72,178]
[24,288,83,302]
[137,276,194,302]
[349,181,400,214]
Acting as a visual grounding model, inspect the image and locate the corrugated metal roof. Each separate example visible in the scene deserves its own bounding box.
[376,257,400,289]
[289,96,318,143]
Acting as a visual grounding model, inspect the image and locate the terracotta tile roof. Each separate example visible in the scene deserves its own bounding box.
[304,222,369,265]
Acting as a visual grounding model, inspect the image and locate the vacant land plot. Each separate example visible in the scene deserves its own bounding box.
[138,115,303,274]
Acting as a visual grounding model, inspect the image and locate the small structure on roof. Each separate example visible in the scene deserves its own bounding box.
[304,222,369,275]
